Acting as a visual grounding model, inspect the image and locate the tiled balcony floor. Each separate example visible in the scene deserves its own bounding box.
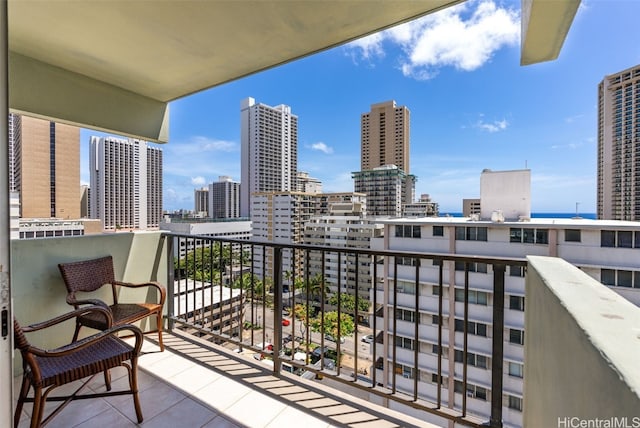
[14,331,440,428]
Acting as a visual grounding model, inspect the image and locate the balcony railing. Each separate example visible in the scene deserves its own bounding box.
[164,232,527,428]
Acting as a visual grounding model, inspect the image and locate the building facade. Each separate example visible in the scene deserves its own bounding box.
[9,113,80,219]
[194,187,209,217]
[353,165,415,217]
[210,176,241,219]
[361,100,410,173]
[597,64,640,220]
[296,171,323,194]
[403,193,439,217]
[240,97,298,217]
[90,136,163,231]
[372,216,640,428]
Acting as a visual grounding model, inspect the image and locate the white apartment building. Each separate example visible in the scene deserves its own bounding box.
[90,136,163,231]
[194,187,209,217]
[240,97,298,217]
[353,164,415,217]
[210,176,241,219]
[304,207,383,307]
[403,193,439,217]
[296,171,323,194]
[597,64,640,221]
[371,215,640,428]
[160,219,252,259]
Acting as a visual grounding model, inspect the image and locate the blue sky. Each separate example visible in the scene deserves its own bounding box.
[81,0,640,214]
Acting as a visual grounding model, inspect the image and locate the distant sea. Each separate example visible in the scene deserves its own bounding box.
[440,212,597,219]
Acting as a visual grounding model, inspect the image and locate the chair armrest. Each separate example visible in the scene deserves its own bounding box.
[22,306,113,334]
[114,280,167,305]
[28,323,144,358]
[66,296,111,311]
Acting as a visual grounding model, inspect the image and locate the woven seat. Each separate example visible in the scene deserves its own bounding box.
[58,255,166,351]
[14,307,144,428]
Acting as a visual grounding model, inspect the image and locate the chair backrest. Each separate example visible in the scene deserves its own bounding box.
[58,256,116,297]
[13,318,30,353]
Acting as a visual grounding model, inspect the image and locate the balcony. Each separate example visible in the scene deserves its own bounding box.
[10,231,639,428]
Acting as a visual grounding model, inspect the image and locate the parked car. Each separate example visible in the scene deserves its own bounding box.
[324,334,345,344]
[361,334,374,344]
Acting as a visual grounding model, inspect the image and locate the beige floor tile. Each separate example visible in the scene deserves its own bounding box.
[192,376,251,412]
[141,396,218,428]
[223,389,288,427]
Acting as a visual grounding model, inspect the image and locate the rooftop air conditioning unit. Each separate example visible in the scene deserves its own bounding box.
[490,210,504,223]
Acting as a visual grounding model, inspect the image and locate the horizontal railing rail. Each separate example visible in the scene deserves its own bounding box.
[164,232,526,428]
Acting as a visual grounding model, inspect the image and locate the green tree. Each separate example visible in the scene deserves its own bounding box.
[175,242,234,283]
[328,293,370,313]
[309,310,355,341]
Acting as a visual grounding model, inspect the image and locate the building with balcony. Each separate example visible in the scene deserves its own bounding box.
[597,64,640,221]
[8,113,80,219]
[372,214,640,427]
[296,171,323,194]
[361,100,410,173]
[403,193,439,218]
[210,176,241,219]
[353,164,415,217]
[240,97,298,217]
[90,136,163,231]
[194,186,209,217]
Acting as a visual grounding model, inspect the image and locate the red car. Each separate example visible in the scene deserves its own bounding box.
[282,319,290,326]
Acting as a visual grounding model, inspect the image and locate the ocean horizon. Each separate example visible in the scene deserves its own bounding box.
[439,212,597,219]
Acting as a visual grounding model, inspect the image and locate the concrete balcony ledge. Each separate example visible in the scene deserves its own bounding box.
[525,256,640,427]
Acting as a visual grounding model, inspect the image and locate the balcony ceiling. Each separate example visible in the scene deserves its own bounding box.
[6,0,579,143]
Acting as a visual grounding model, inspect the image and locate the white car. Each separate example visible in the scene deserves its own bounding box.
[361,334,374,344]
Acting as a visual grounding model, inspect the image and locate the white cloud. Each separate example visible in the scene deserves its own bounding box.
[345,0,519,80]
[191,176,206,186]
[310,142,334,154]
[476,118,508,132]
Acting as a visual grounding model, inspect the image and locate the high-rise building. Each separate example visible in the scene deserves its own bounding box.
[597,64,640,220]
[353,165,415,217]
[296,171,322,194]
[194,187,209,217]
[361,100,410,173]
[210,176,241,219]
[8,113,80,218]
[240,97,298,217]
[90,136,162,231]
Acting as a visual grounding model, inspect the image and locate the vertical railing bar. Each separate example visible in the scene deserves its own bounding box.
[372,255,378,387]
[353,251,359,379]
[166,234,175,332]
[413,257,420,401]
[273,246,283,375]
[437,257,443,409]
[305,249,311,357]
[189,236,196,325]
[238,243,245,349]
[463,262,470,417]
[490,263,506,428]
[261,245,267,349]
[218,241,224,334]
[175,237,183,321]
[320,249,326,371]
[392,256,398,394]
[336,251,342,377]
[250,244,255,348]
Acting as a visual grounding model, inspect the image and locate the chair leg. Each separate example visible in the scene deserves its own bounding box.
[30,386,44,428]
[14,375,30,428]
[129,359,143,423]
[104,369,112,391]
[72,321,82,343]
[156,311,164,352]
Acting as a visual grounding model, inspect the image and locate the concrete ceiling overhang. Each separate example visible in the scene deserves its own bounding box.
[7,0,579,143]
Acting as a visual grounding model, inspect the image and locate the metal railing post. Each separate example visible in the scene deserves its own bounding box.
[272,246,283,375]
[490,263,505,428]
[166,234,175,331]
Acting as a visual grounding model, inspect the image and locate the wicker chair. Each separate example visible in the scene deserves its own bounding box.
[58,255,166,351]
[14,307,144,428]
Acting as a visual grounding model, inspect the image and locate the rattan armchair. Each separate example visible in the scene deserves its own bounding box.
[58,255,166,351]
[14,307,144,428]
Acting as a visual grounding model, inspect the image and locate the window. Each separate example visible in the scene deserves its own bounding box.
[618,231,633,248]
[395,225,421,238]
[508,395,523,411]
[455,289,489,305]
[395,280,416,295]
[397,257,419,267]
[510,228,548,244]
[601,230,640,248]
[455,226,487,241]
[454,262,488,273]
[395,363,415,379]
[395,336,415,350]
[432,285,441,296]
[455,319,488,337]
[431,344,448,356]
[601,230,616,247]
[433,226,444,236]
[509,329,524,345]
[509,295,525,311]
[395,308,416,322]
[454,381,488,401]
[565,229,581,242]
[601,269,640,288]
[508,362,523,378]
[509,265,525,277]
[454,350,489,369]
